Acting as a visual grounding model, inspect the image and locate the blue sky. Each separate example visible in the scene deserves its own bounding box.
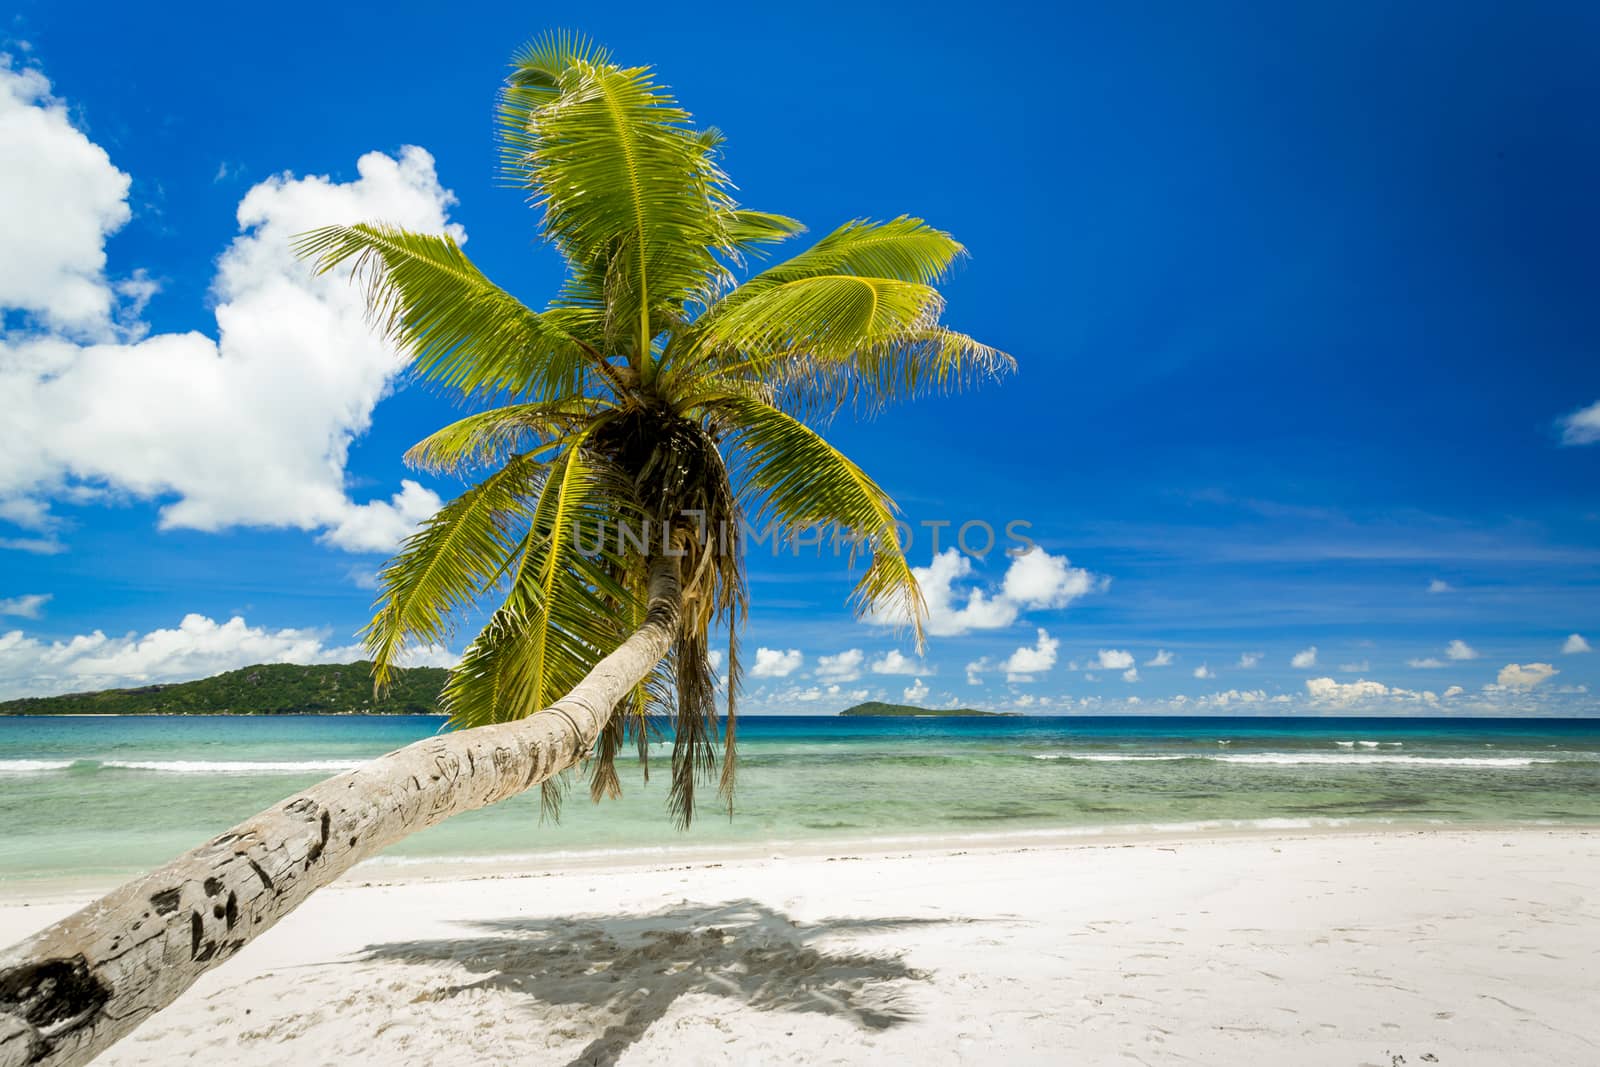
[0,1,1596,714]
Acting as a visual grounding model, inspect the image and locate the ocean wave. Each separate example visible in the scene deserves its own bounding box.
[1032,753,1189,762]
[1032,751,1584,767]
[1216,753,1561,767]
[0,759,76,773]
[101,759,365,774]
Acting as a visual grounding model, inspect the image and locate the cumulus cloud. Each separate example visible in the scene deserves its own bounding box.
[1305,676,1438,709]
[867,547,1102,637]
[1236,652,1262,669]
[1193,664,1216,679]
[1121,667,1139,683]
[1290,646,1318,669]
[1411,640,1479,669]
[964,657,989,685]
[1495,662,1557,690]
[815,648,864,682]
[1094,649,1133,670]
[870,649,927,676]
[1144,649,1173,667]
[1338,660,1369,673]
[1442,685,1464,698]
[1003,628,1059,682]
[0,593,50,618]
[749,647,803,678]
[0,58,133,337]
[903,678,929,702]
[0,61,457,553]
[0,613,456,699]
[1427,579,1452,594]
[1557,399,1600,446]
[1563,633,1591,655]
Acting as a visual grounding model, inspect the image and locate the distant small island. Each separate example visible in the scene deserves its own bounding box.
[839,701,1019,717]
[0,662,446,716]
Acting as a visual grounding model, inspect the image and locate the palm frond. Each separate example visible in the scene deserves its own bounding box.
[363,454,543,692]
[296,223,594,400]
[405,399,603,475]
[498,53,730,364]
[698,274,943,362]
[440,446,644,729]
[709,395,926,646]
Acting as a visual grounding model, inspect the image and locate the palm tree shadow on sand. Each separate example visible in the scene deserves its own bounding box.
[356,899,958,1066]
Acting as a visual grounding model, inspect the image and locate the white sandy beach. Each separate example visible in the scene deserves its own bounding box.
[2,828,1595,1066]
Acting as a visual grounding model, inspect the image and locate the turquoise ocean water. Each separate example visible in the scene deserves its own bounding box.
[3,715,1599,887]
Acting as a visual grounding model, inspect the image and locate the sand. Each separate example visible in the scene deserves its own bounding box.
[1,828,1596,1066]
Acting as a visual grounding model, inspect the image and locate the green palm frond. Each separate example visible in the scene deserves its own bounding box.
[707,216,963,315]
[405,399,604,475]
[716,209,805,255]
[732,325,1016,420]
[363,453,543,691]
[498,47,731,365]
[295,223,595,400]
[698,274,943,360]
[710,395,926,646]
[441,445,643,729]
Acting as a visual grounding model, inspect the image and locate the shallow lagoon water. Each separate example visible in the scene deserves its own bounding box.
[3,714,1598,885]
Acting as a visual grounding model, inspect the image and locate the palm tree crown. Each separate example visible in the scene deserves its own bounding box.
[297,31,1013,826]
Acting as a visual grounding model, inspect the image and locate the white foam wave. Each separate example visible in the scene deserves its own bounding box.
[1032,753,1189,762]
[101,759,365,774]
[1218,753,1559,767]
[0,759,75,773]
[1032,751,1583,767]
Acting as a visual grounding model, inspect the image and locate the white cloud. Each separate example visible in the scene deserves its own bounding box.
[1003,628,1059,682]
[0,613,403,699]
[1305,676,1438,709]
[1144,649,1173,667]
[1001,547,1100,608]
[867,547,1102,637]
[964,657,989,685]
[1427,579,1452,594]
[903,678,929,702]
[0,62,457,553]
[0,593,50,618]
[750,647,803,678]
[815,648,864,682]
[1193,664,1216,679]
[1563,633,1591,655]
[1094,649,1133,670]
[0,58,133,338]
[870,649,927,676]
[1557,399,1600,446]
[1443,685,1464,698]
[1411,640,1479,668]
[1290,646,1318,669]
[1495,662,1558,690]
[1121,667,1139,683]
[1236,652,1262,669]
[1338,660,1369,673]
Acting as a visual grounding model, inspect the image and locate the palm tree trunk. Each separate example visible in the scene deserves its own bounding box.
[0,556,683,1067]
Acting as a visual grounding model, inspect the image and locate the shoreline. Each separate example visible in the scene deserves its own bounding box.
[5,819,1594,905]
[2,826,1594,1065]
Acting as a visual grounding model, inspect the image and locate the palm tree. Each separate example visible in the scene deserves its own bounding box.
[0,33,1010,1067]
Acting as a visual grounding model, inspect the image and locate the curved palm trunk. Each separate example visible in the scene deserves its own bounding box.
[0,557,682,1067]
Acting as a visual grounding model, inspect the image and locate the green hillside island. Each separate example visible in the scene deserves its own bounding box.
[838,701,1020,717]
[0,662,447,716]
